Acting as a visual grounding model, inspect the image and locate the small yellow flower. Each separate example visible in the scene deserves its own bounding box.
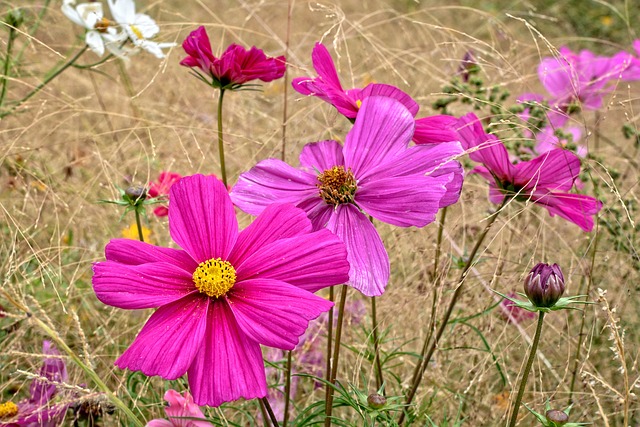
[600,15,613,27]
[121,223,153,244]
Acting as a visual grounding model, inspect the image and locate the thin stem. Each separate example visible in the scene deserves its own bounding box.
[1,45,88,118]
[0,25,16,108]
[0,290,145,427]
[323,287,334,417]
[258,398,269,427]
[400,202,505,424]
[507,312,546,427]
[568,229,599,404]
[280,0,294,162]
[283,350,292,427]
[217,88,228,187]
[134,209,144,242]
[371,296,384,391]
[405,207,448,405]
[261,397,280,427]
[325,285,348,427]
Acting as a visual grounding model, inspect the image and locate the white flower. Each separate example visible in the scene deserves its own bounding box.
[61,0,126,57]
[107,0,175,58]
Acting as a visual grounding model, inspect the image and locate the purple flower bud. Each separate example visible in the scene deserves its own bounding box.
[524,263,565,308]
[545,409,569,425]
[367,393,386,409]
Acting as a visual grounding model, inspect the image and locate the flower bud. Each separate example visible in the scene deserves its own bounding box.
[367,393,386,409]
[524,263,565,308]
[545,409,569,425]
[4,8,24,28]
[124,186,147,203]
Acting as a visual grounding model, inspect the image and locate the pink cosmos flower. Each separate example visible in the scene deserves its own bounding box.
[146,390,211,427]
[180,26,285,90]
[2,341,69,427]
[231,96,463,296]
[456,113,602,232]
[92,174,350,407]
[148,172,183,217]
[528,47,633,127]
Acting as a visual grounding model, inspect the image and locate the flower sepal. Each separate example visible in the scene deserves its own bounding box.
[98,185,164,218]
[493,290,592,313]
[524,401,589,426]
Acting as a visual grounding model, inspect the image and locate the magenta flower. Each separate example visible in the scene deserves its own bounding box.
[148,171,183,217]
[146,390,211,427]
[92,174,350,406]
[456,114,602,232]
[231,96,463,296]
[529,47,634,127]
[1,341,69,427]
[292,42,418,118]
[180,26,285,90]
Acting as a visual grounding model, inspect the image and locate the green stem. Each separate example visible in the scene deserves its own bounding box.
[283,350,292,427]
[400,202,505,424]
[1,45,88,118]
[507,312,546,427]
[261,396,280,427]
[134,209,144,242]
[325,285,348,427]
[324,287,334,417]
[371,296,384,391]
[0,25,16,108]
[217,88,228,187]
[405,207,447,407]
[0,290,144,427]
[72,53,114,69]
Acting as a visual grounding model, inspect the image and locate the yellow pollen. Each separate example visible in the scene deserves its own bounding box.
[0,402,18,420]
[317,166,357,206]
[94,17,111,33]
[130,25,144,40]
[356,99,362,109]
[192,258,236,298]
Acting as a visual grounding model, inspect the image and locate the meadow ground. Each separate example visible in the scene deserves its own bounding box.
[0,0,638,426]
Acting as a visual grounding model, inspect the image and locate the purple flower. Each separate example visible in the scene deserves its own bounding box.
[1,341,69,427]
[231,96,463,296]
[146,390,211,427]
[92,175,350,406]
[456,113,602,232]
[524,263,565,308]
[180,26,285,89]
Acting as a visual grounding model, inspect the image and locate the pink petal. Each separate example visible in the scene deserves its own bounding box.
[326,204,389,297]
[163,389,211,427]
[532,191,602,232]
[92,261,195,309]
[359,83,420,117]
[413,115,459,144]
[298,197,334,230]
[228,203,312,266]
[231,159,318,216]
[146,420,174,427]
[310,42,344,94]
[187,300,267,407]
[235,229,350,293]
[298,140,345,173]
[343,96,416,181]
[356,174,450,227]
[472,136,514,183]
[229,278,333,349]
[514,149,580,192]
[104,238,197,272]
[116,295,209,379]
[169,175,238,263]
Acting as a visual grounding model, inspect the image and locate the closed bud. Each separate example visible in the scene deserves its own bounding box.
[124,186,147,203]
[367,393,386,409]
[5,8,24,28]
[545,409,569,425]
[524,263,565,308]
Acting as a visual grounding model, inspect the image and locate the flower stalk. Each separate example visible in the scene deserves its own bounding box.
[0,20,17,109]
[371,296,384,391]
[325,285,348,426]
[261,396,280,427]
[283,350,292,427]
[508,312,546,427]
[217,88,228,187]
[400,201,505,424]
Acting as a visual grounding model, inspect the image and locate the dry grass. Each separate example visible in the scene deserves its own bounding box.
[0,0,638,425]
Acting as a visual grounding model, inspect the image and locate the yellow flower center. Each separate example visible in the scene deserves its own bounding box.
[0,402,18,420]
[130,25,144,40]
[356,99,362,109]
[192,258,236,298]
[317,166,357,206]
